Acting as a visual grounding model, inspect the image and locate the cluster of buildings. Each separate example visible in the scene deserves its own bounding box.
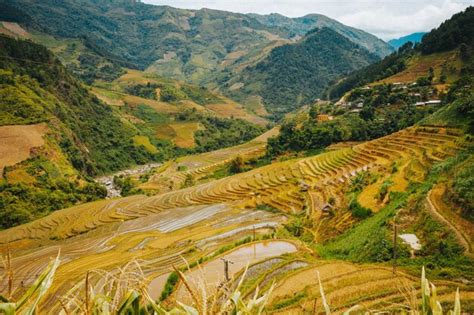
[334,81,442,111]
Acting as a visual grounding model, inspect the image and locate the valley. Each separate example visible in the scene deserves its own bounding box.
[0,2,473,314]
[1,124,472,312]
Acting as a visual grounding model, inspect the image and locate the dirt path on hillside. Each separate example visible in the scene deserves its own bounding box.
[426,189,473,258]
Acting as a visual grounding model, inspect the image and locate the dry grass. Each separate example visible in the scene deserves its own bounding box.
[204,95,268,126]
[268,263,468,314]
[155,122,203,148]
[379,50,462,84]
[0,123,48,175]
[0,22,30,38]
[4,168,36,184]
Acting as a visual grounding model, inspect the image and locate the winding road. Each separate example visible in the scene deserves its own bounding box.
[426,189,473,257]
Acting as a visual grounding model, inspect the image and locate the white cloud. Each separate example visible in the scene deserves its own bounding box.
[142,0,471,40]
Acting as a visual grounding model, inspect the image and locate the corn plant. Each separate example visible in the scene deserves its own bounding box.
[0,253,60,314]
[420,266,461,315]
[57,260,274,315]
[1,255,463,315]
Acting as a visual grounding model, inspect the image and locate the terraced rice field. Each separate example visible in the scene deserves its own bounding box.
[266,261,473,313]
[0,201,287,312]
[205,97,269,125]
[175,240,298,303]
[0,126,461,246]
[0,126,465,311]
[0,21,30,38]
[140,127,279,192]
[94,69,267,125]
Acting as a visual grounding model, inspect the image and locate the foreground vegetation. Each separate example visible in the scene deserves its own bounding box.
[0,253,463,314]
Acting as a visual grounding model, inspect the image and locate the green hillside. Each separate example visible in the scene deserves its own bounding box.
[226,27,379,115]
[265,7,474,156]
[0,35,162,227]
[0,0,392,85]
[0,35,268,228]
[327,6,473,100]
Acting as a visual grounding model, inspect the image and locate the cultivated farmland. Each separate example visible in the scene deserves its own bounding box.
[0,123,48,175]
[0,125,468,312]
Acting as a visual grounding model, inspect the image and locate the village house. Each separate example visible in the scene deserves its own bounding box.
[317,114,334,122]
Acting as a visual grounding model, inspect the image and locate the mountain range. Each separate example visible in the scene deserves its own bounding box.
[0,0,393,114]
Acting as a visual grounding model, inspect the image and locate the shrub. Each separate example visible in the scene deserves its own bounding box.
[349,199,372,219]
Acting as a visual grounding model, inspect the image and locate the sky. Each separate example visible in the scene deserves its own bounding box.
[142,0,471,40]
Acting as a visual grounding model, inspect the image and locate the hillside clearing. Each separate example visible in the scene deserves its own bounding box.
[0,123,48,175]
[155,122,203,148]
[380,50,462,84]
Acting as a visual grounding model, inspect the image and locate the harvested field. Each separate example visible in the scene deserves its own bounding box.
[155,122,203,148]
[242,95,269,116]
[0,22,30,38]
[0,123,48,175]
[123,94,179,113]
[205,97,268,126]
[379,50,462,84]
[267,261,471,313]
[0,201,287,312]
[141,127,277,192]
[1,126,458,242]
[98,69,267,125]
[91,87,125,106]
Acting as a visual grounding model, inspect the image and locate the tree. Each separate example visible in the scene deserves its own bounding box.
[416,77,431,86]
[460,43,470,61]
[229,156,244,174]
[428,67,434,82]
[309,105,319,119]
[360,104,375,121]
[183,174,194,188]
[440,74,447,84]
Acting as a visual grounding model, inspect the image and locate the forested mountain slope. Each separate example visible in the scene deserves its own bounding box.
[249,12,393,57]
[327,6,473,99]
[0,35,158,227]
[225,27,379,115]
[266,6,474,156]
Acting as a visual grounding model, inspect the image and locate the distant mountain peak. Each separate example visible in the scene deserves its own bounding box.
[388,32,427,49]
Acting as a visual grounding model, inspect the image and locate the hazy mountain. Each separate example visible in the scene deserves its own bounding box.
[388,32,427,49]
[249,12,393,57]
